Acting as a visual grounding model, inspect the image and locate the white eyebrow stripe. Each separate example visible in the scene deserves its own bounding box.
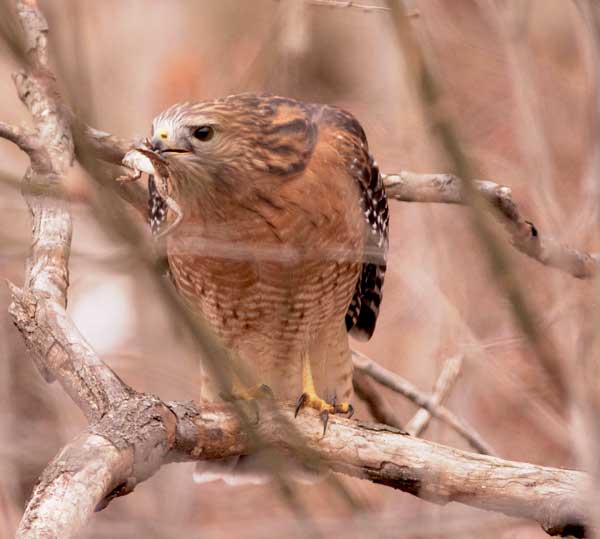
[152,102,212,137]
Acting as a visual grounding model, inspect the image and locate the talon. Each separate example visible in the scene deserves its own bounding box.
[295,392,308,417]
[320,409,329,435]
[295,352,353,435]
[294,391,353,434]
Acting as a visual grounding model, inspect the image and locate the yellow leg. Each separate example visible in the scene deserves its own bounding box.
[294,352,354,435]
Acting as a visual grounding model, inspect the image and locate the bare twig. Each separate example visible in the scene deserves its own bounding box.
[29,99,597,284]
[352,350,496,456]
[68,137,600,284]
[0,120,36,153]
[295,0,420,16]
[303,0,391,13]
[405,355,463,436]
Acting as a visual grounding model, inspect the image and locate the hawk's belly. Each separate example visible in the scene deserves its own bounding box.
[167,243,360,399]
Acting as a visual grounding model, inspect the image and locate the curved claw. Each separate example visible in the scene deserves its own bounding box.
[295,392,308,418]
[346,403,354,419]
[320,409,329,436]
[294,392,354,435]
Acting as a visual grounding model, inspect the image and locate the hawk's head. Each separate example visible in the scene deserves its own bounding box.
[150,95,317,205]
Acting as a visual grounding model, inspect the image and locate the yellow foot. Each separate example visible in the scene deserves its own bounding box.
[220,383,274,402]
[294,392,354,435]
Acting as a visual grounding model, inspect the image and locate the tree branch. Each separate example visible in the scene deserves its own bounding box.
[8,284,133,421]
[16,390,591,539]
[17,432,134,538]
[0,120,37,154]
[405,354,463,437]
[384,171,600,279]
[301,0,391,13]
[175,402,587,539]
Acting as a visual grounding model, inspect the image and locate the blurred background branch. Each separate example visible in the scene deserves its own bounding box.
[405,354,463,436]
[353,350,495,455]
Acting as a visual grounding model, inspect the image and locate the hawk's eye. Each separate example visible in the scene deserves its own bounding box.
[192,126,214,141]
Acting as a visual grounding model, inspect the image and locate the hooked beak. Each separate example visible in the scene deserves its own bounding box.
[150,136,191,155]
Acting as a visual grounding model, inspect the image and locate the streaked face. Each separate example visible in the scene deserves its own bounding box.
[150,96,318,191]
[150,102,237,185]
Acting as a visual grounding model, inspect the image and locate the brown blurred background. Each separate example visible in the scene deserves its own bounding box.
[0,1,597,537]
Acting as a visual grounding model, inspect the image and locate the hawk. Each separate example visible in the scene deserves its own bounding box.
[147,93,388,450]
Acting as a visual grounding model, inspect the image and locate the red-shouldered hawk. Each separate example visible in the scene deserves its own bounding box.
[147,94,388,479]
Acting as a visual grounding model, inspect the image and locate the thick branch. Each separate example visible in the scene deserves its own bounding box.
[8,285,132,422]
[10,265,581,539]
[179,403,587,538]
[19,397,589,538]
[5,0,130,406]
[17,433,134,539]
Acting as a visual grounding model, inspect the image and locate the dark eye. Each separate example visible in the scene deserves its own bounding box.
[192,125,214,141]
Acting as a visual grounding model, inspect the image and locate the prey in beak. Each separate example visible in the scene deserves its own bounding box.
[120,140,184,239]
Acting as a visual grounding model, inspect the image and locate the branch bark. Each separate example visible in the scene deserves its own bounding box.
[13,383,591,539]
